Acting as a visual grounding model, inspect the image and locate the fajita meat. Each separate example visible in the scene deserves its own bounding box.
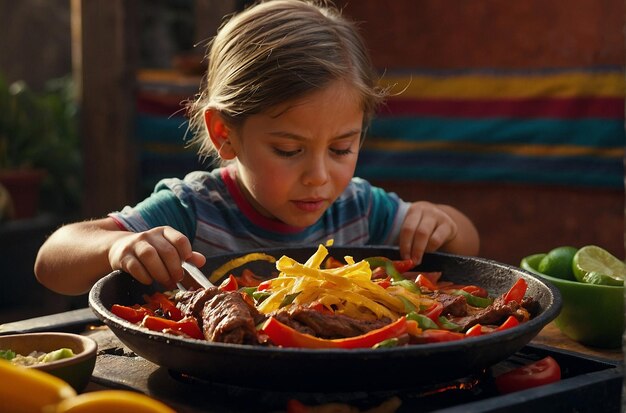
[449,295,537,331]
[201,290,263,344]
[272,305,391,339]
[433,292,468,317]
[175,287,265,344]
[175,287,220,317]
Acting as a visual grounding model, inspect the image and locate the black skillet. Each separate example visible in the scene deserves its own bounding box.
[89,246,561,391]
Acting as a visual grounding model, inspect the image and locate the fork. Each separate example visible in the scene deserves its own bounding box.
[177,261,214,290]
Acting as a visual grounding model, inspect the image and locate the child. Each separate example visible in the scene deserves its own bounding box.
[35,0,479,295]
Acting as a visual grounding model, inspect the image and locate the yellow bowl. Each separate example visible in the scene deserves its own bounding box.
[0,332,97,391]
[521,253,624,348]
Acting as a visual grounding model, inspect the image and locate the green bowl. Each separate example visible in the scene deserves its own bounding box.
[521,253,624,348]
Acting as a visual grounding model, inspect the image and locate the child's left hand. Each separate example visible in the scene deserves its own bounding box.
[398,201,460,264]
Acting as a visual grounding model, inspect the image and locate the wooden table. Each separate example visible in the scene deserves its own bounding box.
[532,321,623,361]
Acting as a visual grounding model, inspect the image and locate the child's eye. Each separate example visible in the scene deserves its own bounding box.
[331,147,354,156]
[273,147,301,158]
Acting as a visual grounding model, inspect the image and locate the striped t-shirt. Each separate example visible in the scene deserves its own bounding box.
[110,166,410,258]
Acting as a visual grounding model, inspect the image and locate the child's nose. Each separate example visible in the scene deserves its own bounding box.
[301,155,329,186]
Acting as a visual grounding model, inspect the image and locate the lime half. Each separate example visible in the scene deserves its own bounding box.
[572,245,626,286]
[582,271,624,286]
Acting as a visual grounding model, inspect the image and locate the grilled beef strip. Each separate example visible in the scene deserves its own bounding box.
[433,292,468,317]
[272,305,391,339]
[449,295,538,331]
[201,291,263,344]
[174,287,221,317]
[174,287,265,344]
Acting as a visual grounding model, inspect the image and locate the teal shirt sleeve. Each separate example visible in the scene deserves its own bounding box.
[112,185,197,241]
[133,189,196,240]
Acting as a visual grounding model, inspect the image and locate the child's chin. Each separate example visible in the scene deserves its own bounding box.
[282,213,323,228]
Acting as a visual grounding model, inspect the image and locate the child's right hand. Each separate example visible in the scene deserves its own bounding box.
[108,226,206,289]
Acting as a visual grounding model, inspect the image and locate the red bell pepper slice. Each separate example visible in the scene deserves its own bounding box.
[423,301,443,322]
[365,257,415,280]
[503,278,528,304]
[497,315,520,331]
[417,271,443,285]
[324,256,345,269]
[260,316,408,349]
[308,302,334,315]
[142,315,204,340]
[376,276,392,289]
[461,285,489,298]
[219,274,239,291]
[414,329,465,343]
[465,324,483,337]
[237,268,263,287]
[416,274,438,291]
[391,259,416,274]
[257,280,272,291]
[370,266,387,279]
[111,304,152,324]
[143,292,183,321]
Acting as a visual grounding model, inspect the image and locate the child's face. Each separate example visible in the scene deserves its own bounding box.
[229,80,364,228]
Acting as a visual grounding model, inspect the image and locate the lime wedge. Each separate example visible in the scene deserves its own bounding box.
[572,245,626,285]
[582,271,624,286]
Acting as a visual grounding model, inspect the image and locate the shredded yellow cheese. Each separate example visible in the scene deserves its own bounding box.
[255,244,424,320]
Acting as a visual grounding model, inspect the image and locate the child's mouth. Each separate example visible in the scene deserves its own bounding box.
[292,199,326,212]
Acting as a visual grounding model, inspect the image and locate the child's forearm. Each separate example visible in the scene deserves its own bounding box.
[34,218,126,295]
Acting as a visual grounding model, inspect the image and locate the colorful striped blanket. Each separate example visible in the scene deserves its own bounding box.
[136,68,625,191]
[359,68,624,188]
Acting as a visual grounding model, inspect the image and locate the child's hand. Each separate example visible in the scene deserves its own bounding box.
[108,226,206,289]
[398,201,459,264]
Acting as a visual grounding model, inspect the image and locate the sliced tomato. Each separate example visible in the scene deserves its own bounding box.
[503,278,528,304]
[495,356,561,394]
[142,315,204,340]
[260,316,407,349]
[219,274,239,291]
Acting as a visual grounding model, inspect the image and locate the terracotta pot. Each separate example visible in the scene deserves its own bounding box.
[0,168,46,219]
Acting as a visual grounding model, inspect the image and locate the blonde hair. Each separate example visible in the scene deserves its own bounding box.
[186,0,385,161]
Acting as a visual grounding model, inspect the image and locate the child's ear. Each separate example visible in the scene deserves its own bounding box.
[204,109,236,160]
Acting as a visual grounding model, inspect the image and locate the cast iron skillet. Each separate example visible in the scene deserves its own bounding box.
[89,246,561,391]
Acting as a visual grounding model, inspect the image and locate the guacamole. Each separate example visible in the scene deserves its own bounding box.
[0,348,75,366]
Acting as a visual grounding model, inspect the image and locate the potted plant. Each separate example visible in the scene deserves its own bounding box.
[0,74,82,220]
